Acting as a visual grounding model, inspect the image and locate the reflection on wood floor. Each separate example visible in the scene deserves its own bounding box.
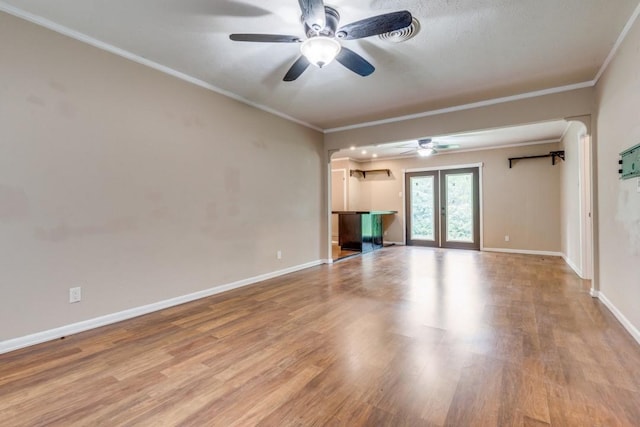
[2,247,640,425]
[332,243,360,261]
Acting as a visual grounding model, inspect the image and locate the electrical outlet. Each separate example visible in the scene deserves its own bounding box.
[69,287,81,303]
[504,235,510,242]
[277,250,282,259]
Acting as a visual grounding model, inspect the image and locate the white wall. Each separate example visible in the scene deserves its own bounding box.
[595,13,640,339]
[0,13,324,343]
[559,122,584,275]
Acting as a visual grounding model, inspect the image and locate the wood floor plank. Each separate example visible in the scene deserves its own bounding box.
[1,247,640,425]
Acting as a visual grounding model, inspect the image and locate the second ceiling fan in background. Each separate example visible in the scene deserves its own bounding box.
[398,138,461,157]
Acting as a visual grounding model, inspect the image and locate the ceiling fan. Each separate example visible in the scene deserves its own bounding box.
[229,0,413,81]
[400,138,461,157]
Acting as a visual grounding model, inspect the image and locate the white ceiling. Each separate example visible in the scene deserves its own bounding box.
[1,0,638,131]
[334,120,570,161]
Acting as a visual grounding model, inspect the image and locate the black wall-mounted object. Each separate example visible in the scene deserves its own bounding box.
[619,143,640,180]
[508,151,565,169]
[350,168,391,178]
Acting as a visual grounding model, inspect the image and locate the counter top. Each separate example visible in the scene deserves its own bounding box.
[332,210,397,215]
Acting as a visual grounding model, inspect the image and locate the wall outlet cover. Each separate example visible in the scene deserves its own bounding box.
[69,287,82,303]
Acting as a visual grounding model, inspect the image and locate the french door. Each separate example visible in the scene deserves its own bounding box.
[405,167,480,250]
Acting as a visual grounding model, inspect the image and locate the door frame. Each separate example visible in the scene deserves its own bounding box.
[440,167,481,250]
[405,170,440,247]
[331,168,347,244]
[402,163,484,249]
[578,133,593,279]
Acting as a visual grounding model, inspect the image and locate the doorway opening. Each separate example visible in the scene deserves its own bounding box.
[405,166,481,250]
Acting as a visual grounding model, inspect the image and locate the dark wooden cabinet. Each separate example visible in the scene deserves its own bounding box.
[333,211,396,254]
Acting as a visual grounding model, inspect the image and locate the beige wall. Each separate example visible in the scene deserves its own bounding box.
[330,158,367,211]
[325,88,594,152]
[330,159,349,209]
[559,122,584,274]
[337,142,562,251]
[347,159,364,210]
[595,15,640,334]
[0,13,324,341]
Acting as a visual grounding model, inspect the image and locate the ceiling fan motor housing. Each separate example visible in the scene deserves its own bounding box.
[418,138,433,148]
[304,6,340,38]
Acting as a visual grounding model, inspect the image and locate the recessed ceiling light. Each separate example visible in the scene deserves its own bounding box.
[361,150,367,154]
[350,146,356,150]
[372,154,378,158]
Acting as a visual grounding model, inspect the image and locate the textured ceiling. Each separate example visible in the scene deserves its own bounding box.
[1,0,638,130]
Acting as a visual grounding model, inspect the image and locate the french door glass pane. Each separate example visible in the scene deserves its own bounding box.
[410,176,435,240]
[446,173,473,242]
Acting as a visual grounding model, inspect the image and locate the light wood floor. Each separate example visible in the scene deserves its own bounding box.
[332,243,360,261]
[2,247,640,426]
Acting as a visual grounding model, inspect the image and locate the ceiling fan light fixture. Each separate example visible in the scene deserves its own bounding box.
[417,148,434,157]
[300,36,341,68]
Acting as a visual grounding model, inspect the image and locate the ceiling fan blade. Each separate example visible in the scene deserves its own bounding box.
[398,149,416,155]
[229,34,302,43]
[435,144,461,149]
[336,10,412,40]
[298,0,326,31]
[283,56,311,81]
[335,47,375,77]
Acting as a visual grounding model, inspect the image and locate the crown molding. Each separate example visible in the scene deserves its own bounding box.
[593,1,640,83]
[324,81,595,134]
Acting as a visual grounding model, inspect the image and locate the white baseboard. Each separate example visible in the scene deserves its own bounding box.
[590,288,599,298]
[596,292,640,345]
[562,253,584,278]
[0,259,324,355]
[482,247,563,257]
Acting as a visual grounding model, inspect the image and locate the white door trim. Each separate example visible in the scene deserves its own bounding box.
[331,168,347,244]
[405,163,484,173]
[578,133,593,279]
